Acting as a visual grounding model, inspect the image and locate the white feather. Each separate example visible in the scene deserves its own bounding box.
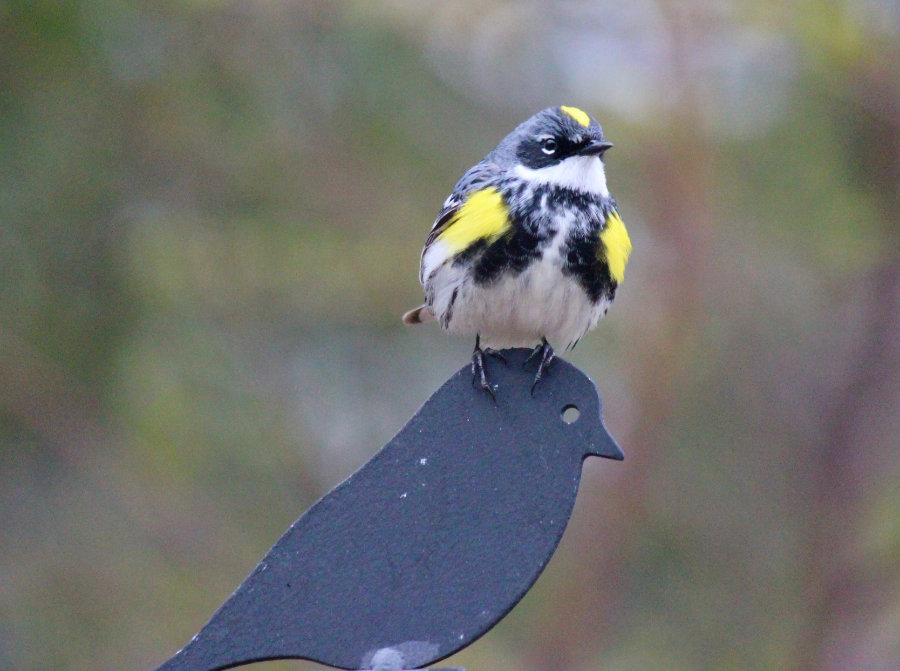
[421,239,451,285]
[513,156,609,197]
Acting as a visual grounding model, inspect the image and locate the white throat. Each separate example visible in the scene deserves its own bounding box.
[513,155,610,197]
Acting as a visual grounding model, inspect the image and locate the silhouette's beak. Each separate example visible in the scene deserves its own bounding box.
[586,423,624,460]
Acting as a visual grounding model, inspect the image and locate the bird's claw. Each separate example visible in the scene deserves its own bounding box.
[525,338,556,395]
[471,336,497,402]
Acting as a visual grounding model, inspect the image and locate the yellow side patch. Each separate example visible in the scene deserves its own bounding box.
[599,208,632,284]
[561,106,591,127]
[437,187,511,254]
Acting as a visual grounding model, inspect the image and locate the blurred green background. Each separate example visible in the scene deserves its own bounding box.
[1,1,898,670]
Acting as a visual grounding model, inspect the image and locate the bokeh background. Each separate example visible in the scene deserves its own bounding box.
[1,1,898,670]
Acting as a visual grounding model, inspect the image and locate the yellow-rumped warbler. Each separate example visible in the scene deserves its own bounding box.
[403,106,632,397]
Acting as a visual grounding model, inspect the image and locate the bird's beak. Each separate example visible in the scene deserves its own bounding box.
[586,423,624,461]
[579,139,613,157]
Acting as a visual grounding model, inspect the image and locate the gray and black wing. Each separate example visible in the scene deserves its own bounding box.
[419,160,503,283]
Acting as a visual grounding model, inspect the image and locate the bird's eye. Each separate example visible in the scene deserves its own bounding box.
[540,137,558,155]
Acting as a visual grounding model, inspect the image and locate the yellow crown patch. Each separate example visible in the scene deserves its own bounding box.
[561,106,591,127]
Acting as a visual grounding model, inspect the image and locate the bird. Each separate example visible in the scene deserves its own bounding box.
[152,350,623,671]
[403,106,632,397]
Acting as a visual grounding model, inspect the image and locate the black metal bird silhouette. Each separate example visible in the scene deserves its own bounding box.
[153,349,623,671]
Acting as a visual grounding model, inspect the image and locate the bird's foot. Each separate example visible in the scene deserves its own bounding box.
[471,336,497,402]
[524,338,556,395]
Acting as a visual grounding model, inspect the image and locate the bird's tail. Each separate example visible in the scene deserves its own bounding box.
[402,305,435,325]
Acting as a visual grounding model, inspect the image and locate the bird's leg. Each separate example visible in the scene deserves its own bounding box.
[471,335,497,401]
[525,337,556,395]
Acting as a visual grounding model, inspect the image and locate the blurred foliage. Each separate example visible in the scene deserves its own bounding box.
[1,1,898,670]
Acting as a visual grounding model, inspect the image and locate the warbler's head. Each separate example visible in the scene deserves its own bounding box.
[495,106,614,196]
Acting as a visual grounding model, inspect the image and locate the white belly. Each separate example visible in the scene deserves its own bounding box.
[442,253,608,350]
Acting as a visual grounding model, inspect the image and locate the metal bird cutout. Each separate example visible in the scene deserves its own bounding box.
[153,349,623,671]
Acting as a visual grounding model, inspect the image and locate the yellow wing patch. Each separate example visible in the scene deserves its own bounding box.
[437,187,511,254]
[561,106,591,127]
[599,209,632,284]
